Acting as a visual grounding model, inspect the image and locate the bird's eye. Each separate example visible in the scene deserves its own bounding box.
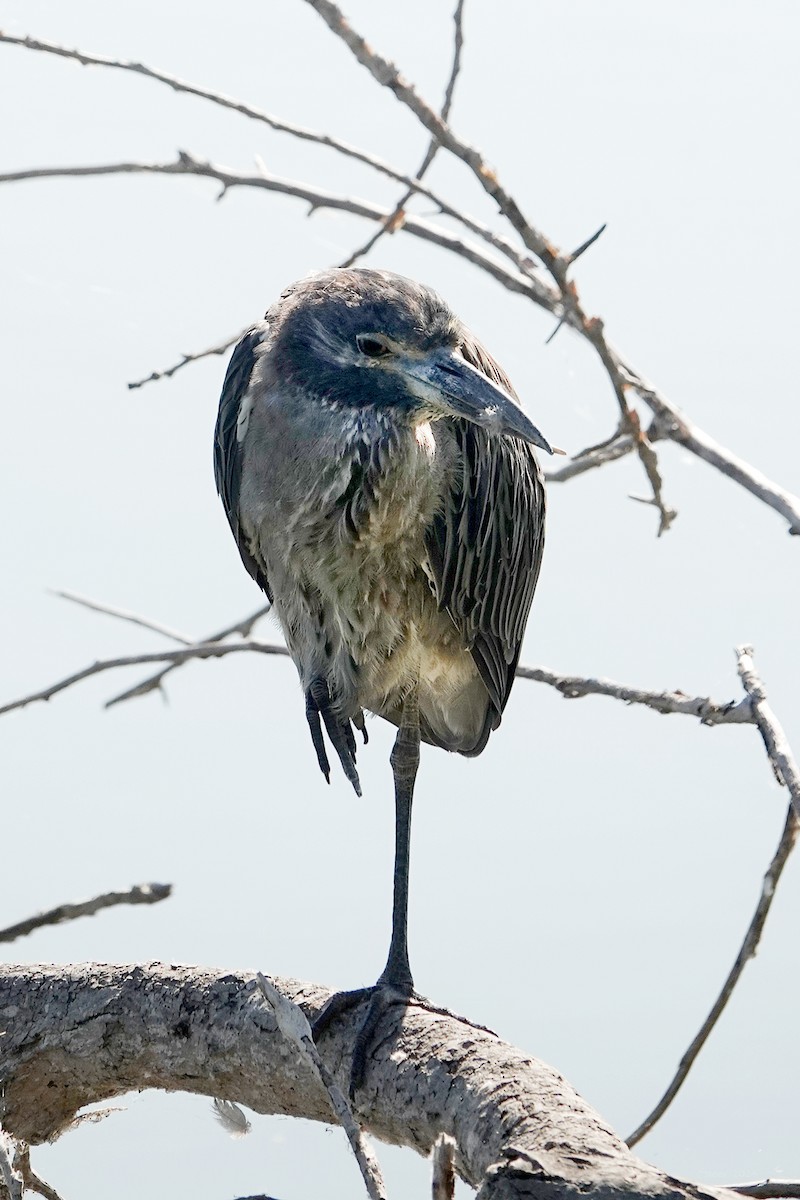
[356,334,390,358]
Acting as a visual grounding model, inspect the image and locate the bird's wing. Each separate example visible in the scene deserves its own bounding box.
[424,335,546,723]
[214,325,273,599]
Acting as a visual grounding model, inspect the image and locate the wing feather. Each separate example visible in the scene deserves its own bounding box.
[424,334,546,724]
[213,326,273,599]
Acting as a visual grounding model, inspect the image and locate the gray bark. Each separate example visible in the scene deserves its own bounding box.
[0,963,731,1200]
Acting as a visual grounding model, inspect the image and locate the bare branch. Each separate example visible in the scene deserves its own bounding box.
[0,153,555,314]
[340,0,466,270]
[302,1,674,527]
[0,883,172,945]
[0,962,742,1200]
[0,29,472,209]
[1,623,758,731]
[256,974,387,1200]
[736,645,800,817]
[728,1185,800,1199]
[0,639,287,717]
[619,363,800,537]
[514,664,754,726]
[104,603,272,708]
[8,23,799,536]
[627,800,799,1147]
[302,0,557,265]
[127,330,244,390]
[52,588,194,645]
[544,431,634,483]
[302,1,800,539]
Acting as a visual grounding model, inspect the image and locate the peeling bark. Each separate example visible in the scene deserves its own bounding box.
[0,964,731,1200]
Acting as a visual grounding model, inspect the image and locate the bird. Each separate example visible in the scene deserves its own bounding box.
[214,267,558,1085]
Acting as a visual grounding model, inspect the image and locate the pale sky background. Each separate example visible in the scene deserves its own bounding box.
[2,2,800,1197]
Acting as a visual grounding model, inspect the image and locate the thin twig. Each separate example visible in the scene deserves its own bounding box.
[255,974,387,1200]
[727,1184,800,1199]
[340,0,466,269]
[626,800,799,1147]
[104,603,272,707]
[544,431,634,483]
[0,883,172,944]
[52,588,194,645]
[0,639,287,717]
[127,330,244,390]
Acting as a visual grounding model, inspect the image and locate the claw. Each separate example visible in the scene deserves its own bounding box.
[305,678,362,795]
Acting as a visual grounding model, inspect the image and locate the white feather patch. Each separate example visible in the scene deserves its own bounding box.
[415,420,436,457]
[236,387,256,443]
[212,1097,252,1139]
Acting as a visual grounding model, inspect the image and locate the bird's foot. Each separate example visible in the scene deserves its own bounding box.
[305,679,362,795]
[312,981,496,1098]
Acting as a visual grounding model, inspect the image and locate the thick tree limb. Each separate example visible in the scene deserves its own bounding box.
[0,963,736,1200]
[0,884,172,945]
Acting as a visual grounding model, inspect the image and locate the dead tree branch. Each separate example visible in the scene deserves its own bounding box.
[626,644,800,1145]
[256,973,386,1200]
[0,883,172,945]
[627,801,799,1147]
[103,603,272,707]
[340,0,466,270]
[0,635,756,728]
[52,588,194,645]
[0,962,738,1200]
[126,330,245,390]
[736,645,800,818]
[0,154,555,313]
[301,0,800,537]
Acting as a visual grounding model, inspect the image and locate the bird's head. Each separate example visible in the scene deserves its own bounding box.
[268,268,561,455]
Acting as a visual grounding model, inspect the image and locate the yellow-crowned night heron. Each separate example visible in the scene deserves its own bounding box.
[214,267,557,1084]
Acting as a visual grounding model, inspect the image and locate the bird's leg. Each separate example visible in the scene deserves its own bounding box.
[378,684,420,990]
[312,682,494,1094]
[312,685,423,1094]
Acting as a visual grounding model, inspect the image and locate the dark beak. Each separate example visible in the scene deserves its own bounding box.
[403,349,562,455]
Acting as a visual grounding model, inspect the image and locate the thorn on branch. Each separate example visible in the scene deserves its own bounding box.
[568,222,607,265]
[544,312,568,345]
